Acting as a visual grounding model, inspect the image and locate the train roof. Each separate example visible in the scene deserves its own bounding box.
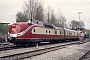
[43,23,57,29]
[64,28,77,32]
[27,19,44,26]
[27,19,56,29]
[27,19,83,31]
[64,28,83,32]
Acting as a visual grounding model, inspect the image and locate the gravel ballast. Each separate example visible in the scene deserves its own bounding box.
[0,41,79,58]
[23,41,90,60]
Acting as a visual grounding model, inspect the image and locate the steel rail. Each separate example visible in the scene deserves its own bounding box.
[78,50,90,60]
[0,46,21,51]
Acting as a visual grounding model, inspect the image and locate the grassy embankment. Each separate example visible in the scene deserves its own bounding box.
[0,24,9,34]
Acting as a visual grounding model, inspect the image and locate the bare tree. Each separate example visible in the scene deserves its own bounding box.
[23,0,44,21]
[70,20,79,30]
[79,20,85,28]
[47,10,50,23]
[35,3,44,21]
[43,5,52,23]
[43,5,67,27]
[56,9,62,27]
[58,16,67,28]
[47,5,51,23]
[54,9,67,28]
[50,9,56,25]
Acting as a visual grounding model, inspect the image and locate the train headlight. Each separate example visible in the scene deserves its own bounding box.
[8,37,12,40]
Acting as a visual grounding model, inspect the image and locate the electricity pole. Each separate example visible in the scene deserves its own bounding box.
[78,12,82,30]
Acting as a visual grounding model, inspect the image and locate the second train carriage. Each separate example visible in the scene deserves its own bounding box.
[7,19,84,46]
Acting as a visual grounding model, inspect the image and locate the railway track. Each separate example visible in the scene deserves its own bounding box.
[0,42,55,51]
[0,42,24,51]
[0,44,38,51]
[0,38,89,52]
[0,40,79,52]
[0,42,67,51]
[0,46,21,51]
[78,50,90,60]
[0,41,83,60]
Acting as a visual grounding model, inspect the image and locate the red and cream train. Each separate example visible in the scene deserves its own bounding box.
[7,19,84,46]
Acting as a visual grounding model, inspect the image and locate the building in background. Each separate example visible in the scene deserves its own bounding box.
[0,22,10,25]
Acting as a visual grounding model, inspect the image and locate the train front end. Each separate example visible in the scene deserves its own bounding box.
[7,22,32,44]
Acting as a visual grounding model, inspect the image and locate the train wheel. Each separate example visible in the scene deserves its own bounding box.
[14,43,22,47]
[23,44,29,47]
[50,41,54,44]
[15,43,20,47]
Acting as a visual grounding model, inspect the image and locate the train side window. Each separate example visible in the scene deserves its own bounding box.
[75,32,76,35]
[71,32,72,35]
[46,30,48,33]
[33,29,36,32]
[80,32,82,33]
[74,32,75,35]
[55,30,57,34]
[72,32,73,35]
[69,32,70,35]
[49,30,50,34]
[67,31,68,35]
[70,32,71,35]
[60,31,61,34]
[73,32,74,35]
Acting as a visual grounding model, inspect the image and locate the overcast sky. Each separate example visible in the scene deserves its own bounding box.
[0,0,90,29]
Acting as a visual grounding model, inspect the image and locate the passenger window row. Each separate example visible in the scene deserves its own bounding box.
[33,29,77,36]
